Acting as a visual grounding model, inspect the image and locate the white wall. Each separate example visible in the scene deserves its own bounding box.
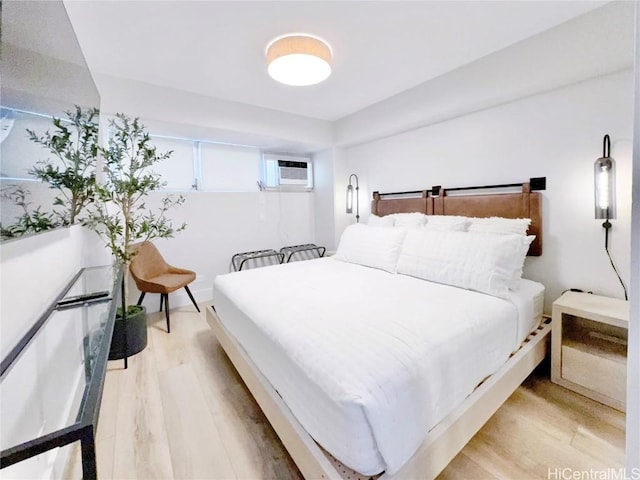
[342,70,634,313]
[0,225,108,354]
[332,147,352,246]
[95,74,333,154]
[135,191,316,310]
[312,148,336,250]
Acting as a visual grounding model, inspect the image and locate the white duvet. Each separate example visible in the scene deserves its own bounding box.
[213,257,543,475]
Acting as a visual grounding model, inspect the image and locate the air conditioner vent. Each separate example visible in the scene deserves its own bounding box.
[278,160,309,185]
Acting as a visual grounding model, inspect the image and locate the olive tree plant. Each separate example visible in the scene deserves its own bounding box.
[0,186,57,239]
[84,113,185,306]
[27,105,100,225]
[1,106,99,240]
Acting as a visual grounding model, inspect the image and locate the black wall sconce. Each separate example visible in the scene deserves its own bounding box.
[594,134,627,300]
[346,173,359,223]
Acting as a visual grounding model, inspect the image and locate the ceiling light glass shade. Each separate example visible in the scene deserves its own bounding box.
[266,34,332,86]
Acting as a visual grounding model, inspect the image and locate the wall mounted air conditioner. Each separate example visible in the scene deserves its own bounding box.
[261,153,313,189]
[278,160,309,185]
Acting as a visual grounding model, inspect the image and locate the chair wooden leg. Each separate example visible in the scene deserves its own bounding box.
[137,292,145,306]
[184,286,200,312]
[159,294,164,312]
[164,294,170,333]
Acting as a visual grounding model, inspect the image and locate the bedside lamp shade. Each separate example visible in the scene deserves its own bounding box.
[594,134,616,220]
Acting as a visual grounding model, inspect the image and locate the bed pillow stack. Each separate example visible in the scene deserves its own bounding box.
[390,212,428,229]
[422,215,468,231]
[467,216,531,236]
[368,213,467,230]
[334,224,407,273]
[367,214,396,227]
[335,215,534,298]
[396,230,533,298]
[369,213,531,235]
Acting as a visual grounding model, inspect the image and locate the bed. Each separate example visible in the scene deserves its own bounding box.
[207,181,550,479]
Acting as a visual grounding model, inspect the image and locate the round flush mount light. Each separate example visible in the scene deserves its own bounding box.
[266,34,332,86]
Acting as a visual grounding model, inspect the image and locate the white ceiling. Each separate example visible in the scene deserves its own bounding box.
[64,1,609,122]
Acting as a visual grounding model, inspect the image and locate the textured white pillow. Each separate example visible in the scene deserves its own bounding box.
[335,224,407,273]
[392,212,428,229]
[367,214,395,227]
[423,215,469,231]
[467,216,531,236]
[509,235,536,290]
[397,230,533,298]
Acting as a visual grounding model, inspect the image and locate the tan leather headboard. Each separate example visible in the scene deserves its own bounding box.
[371,183,542,256]
[372,191,432,216]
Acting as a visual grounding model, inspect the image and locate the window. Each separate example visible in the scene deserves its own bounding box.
[103,120,313,193]
[149,135,196,191]
[200,143,260,192]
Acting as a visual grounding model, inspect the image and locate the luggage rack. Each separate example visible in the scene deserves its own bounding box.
[279,243,326,263]
[232,249,285,272]
[231,244,326,271]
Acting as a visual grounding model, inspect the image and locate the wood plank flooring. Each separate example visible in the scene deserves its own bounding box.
[66,304,625,479]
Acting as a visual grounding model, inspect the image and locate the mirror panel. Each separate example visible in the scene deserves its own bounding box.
[0,0,100,239]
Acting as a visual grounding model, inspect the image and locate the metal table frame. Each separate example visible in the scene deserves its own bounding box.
[0,265,123,480]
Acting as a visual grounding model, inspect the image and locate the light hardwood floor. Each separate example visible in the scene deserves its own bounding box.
[66,304,625,479]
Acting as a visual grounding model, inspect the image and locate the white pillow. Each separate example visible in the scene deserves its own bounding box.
[467,216,531,236]
[508,235,536,290]
[334,224,407,273]
[423,215,469,231]
[396,230,534,298]
[367,214,395,227]
[392,212,428,229]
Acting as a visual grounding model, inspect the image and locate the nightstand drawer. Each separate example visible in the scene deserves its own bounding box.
[561,344,627,404]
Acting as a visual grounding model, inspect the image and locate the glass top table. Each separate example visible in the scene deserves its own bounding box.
[0,265,122,479]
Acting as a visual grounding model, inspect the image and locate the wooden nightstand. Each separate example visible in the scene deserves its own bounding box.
[551,291,629,411]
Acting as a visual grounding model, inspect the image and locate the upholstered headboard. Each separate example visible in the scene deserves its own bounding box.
[371,182,543,256]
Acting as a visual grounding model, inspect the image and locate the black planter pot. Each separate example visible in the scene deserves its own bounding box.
[109,305,148,360]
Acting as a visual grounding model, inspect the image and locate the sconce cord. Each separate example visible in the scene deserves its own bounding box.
[603,219,628,300]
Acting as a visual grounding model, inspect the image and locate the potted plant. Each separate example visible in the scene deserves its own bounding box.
[84,113,185,360]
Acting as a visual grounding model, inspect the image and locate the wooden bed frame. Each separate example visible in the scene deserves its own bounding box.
[206,181,549,479]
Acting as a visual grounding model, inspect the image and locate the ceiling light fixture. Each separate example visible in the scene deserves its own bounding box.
[266,34,332,86]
